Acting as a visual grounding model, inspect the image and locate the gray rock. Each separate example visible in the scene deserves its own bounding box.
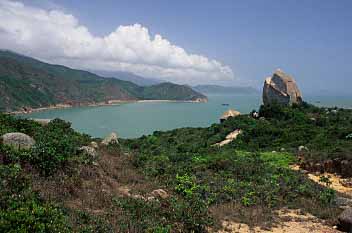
[101,132,119,146]
[338,208,352,232]
[263,69,303,106]
[1,132,35,150]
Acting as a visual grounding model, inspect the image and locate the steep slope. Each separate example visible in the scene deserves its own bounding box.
[0,50,206,111]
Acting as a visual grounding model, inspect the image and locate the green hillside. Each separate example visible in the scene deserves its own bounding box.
[0,50,206,112]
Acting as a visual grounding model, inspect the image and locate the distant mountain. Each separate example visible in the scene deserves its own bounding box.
[0,50,207,112]
[92,70,163,86]
[193,85,259,95]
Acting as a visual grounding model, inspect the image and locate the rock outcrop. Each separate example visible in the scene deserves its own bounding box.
[263,69,303,106]
[101,132,119,146]
[220,109,241,123]
[213,129,242,147]
[1,132,35,150]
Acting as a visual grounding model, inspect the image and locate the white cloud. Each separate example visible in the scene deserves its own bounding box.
[0,0,234,84]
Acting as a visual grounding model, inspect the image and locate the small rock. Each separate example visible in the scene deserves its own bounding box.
[340,178,352,188]
[151,189,169,199]
[252,111,260,118]
[338,208,352,232]
[90,141,99,149]
[280,148,286,152]
[101,132,119,146]
[79,146,98,159]
[272,151,277,153]
[298,145,309,152]
[1,132,35,150]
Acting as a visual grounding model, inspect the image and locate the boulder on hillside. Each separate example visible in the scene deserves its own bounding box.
[101,132,119,146]
[263,69,303,106]
[90,141,99,149]
[1,132,35,150]
[220,109,241,123]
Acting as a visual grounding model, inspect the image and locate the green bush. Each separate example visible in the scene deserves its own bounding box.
[0,164,70,233]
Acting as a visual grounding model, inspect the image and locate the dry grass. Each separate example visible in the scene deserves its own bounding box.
[30,145,165,231]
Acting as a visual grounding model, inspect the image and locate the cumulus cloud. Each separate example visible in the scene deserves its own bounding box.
[0,0,234,84]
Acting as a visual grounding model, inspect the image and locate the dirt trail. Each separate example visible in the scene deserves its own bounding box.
[214,164,347,233]
[216,208,338,233]
[291,165,352,197]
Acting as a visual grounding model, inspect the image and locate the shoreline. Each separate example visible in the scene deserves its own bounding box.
[9,98,208,115]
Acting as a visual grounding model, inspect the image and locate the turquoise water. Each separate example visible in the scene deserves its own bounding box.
[21,94,351,138]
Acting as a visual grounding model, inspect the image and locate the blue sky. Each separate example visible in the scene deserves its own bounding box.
[2,0,352,94]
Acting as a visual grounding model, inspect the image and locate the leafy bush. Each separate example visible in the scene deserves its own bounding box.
[0,164,70,233]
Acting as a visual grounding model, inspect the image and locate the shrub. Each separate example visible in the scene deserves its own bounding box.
[0,164,70,233]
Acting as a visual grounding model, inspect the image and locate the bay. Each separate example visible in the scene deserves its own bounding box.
[20,94,351,138]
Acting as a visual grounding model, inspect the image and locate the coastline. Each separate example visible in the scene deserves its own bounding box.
[9,98,208,115]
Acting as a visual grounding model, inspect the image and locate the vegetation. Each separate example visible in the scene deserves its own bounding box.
[1,101,351,232]
[0,50,206,112]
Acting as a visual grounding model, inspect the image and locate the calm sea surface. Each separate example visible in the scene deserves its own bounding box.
[20,94,352,138]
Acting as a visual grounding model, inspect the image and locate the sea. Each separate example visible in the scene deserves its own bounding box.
[20,94,352,139]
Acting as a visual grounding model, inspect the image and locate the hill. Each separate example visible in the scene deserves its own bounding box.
[92,70,163,86]
[1,102,350,232]
[193,84,259,95]
[0,50,206,112]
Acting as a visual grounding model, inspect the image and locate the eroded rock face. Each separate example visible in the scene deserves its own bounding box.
[263,69,303,106]
[1,132,35,150]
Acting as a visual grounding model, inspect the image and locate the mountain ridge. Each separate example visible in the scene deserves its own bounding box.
[0,50,207,112]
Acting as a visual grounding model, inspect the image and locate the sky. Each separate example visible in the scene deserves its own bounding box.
[0,0,351,95]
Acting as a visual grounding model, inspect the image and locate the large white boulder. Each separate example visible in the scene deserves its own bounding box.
[263,69,303,106]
